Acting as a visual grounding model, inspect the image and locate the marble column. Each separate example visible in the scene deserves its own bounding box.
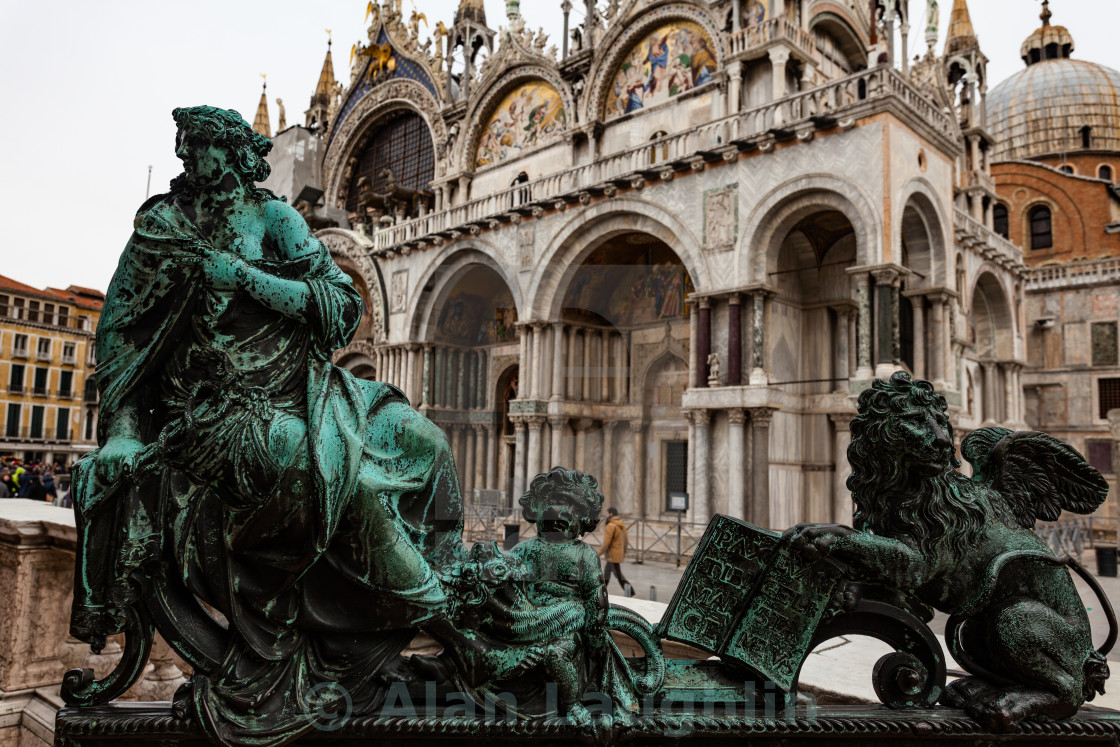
[531,324,545,399]
[513,419,528,500]
[574,418,593,472]
[728,409,747,520]
[518,324,530,398]
[697,298,712,387]
[729,63,742,112]
[981,361,997,425]
[551,322,566,401]
[1001,362,1014,425]
[834,307,851,393]
[688,300,700,388]
[692,410,711,526]
[769,47,791,102]
[749,408,774,529]
[473,425,487,494]
[450,426,463,484]
[434,347,446,406]
[631,421,646,519]
[466,351,477,409]
[750,292,768,386]
[486,425,499,490]
[829,414,854,525]
[621,331,632,403]
[601,421,616,502]
[527,416,544,483]
[458,350,469,409]
[728,294,742,386]
[463,425,476,500]
[535,324,548,400]
[929,293,947,388]
[872,268,900,378]
[582,329,592,401]
[550,415,566,470]
[408,345,421,404]
[599,330,610,403]
[568,325,580,400]
[421,345,433,407]
[911,296,926,379]
[445,350,457,408]
[731,0,741,32]
[855,275,874,380]
[477,349,488,408]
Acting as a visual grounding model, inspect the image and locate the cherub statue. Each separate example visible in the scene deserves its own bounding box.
[786,372,1112,731]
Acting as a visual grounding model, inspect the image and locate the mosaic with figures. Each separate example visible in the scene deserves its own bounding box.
[605,21,718,120]
[475,81,568,168]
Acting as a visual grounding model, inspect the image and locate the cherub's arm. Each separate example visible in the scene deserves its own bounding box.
[784,523,930,591]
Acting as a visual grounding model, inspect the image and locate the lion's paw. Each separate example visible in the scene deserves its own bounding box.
[941,676,996,709]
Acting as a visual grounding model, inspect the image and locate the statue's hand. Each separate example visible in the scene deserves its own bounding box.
[96,437,145,485]
[200,248,249,291]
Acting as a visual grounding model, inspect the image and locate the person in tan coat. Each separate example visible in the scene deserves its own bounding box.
[599,507,634,596]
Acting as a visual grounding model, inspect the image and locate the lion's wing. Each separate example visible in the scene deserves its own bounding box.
[986,431,1109,528]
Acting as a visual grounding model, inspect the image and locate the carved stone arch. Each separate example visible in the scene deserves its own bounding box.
[322,79,446,207]
[897,178,950,288]
[459,63,575,172]
[808,6,868,70]
[632,332,689,409]
[585,2,727,124]
[528,197,709,320]
[739,174,881,286]
[408,239,523,342]
[970,269,1014,360]
[333,345,380,378]
[317,227,387,344]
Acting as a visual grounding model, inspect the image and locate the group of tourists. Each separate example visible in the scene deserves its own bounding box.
[0,457,70,505]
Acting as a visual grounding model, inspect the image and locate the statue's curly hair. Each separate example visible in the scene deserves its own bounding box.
[169,106,274,195]
[519,467,603,537]
[847,371,985,555]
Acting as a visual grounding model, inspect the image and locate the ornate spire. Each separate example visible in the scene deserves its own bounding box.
[455,0,486,26]
[1040,0,1052,26]
[252,76,271,138]
[943,0,977,55]
[314,35,337,100]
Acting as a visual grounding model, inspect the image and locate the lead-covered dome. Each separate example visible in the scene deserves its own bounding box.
[988,5,1120,161]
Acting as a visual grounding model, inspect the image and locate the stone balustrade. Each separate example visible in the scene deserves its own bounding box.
[371,68,958,255]
[1025,257,1120,291]
[0,500,186,747]
[954,207,1028,273]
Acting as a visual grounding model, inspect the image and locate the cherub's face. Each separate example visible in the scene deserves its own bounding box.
[175,129,233,189]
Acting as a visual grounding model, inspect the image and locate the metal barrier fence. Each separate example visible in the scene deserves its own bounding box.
[1034,516,1120,560]
[462,504,709,566]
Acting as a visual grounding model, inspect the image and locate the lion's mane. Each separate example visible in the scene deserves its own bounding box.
[847,372,987,556]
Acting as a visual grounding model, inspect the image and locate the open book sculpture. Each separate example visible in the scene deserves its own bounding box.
[58,107,1116,746]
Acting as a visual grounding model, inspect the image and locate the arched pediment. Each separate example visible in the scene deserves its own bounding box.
[461,62,574,171]
[329,23,441,146]
[587,4,725,123]
[322,79,444,212]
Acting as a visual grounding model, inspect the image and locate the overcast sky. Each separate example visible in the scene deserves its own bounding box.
[0,0,1115,293]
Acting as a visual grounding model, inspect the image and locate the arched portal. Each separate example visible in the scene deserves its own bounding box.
[547,231,693,519]
[899,193,943,378]
[768,208,858,529]
[418,260,519,504]
[971,272,1014,425]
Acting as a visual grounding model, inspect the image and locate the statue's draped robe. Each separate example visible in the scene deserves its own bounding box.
[73,194,464,746]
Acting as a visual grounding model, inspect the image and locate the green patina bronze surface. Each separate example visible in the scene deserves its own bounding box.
[60,105,1115,746]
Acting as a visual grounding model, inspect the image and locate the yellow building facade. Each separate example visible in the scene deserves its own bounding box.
[0,275,102,467]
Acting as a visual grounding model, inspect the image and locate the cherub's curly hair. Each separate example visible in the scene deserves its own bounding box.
[519,467,603,537]
[847,371,985,555]
[169,106,274,196]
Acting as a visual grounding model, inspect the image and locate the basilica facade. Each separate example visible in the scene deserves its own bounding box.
[262,0,1036,529]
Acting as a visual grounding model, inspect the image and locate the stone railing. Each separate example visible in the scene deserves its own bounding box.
[0,500,186,746]
[728,16,818,59]
[954,208,1027,273]
[1025,257,1120,291]
[374,67,957,253]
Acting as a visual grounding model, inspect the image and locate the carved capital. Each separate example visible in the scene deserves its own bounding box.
[527,415,547,430]
[576,418,595,431]
[829,413,855,431]
[728,408,747,426]
[749,407,776,428]
[629,420,645,434]
[690,410,711,427]
[549,415,567,429]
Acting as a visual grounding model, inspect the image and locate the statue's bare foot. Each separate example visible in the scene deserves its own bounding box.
[940,676,996,708]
